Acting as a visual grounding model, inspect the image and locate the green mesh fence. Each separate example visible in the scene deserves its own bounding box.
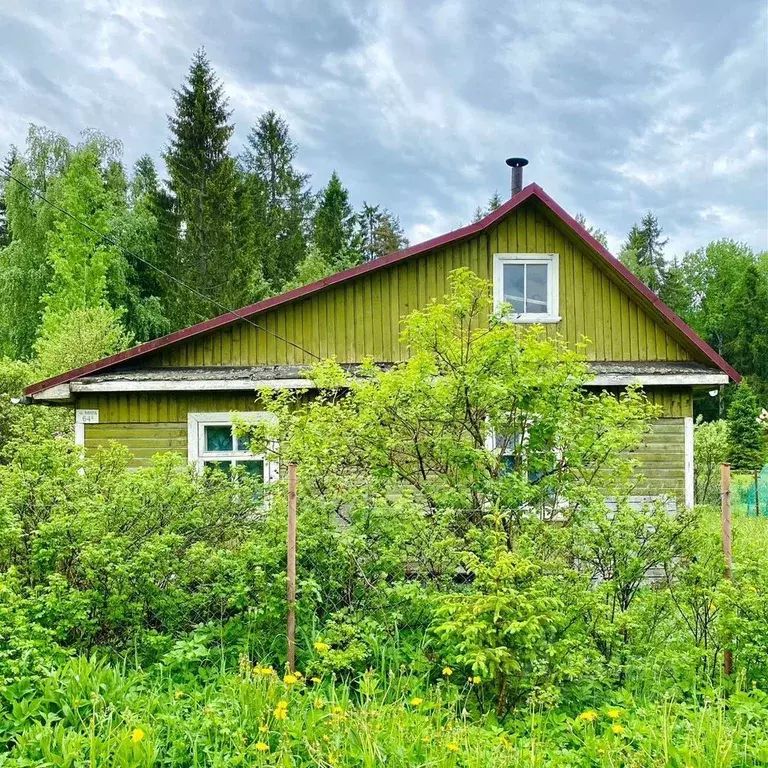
[736,466,768,516]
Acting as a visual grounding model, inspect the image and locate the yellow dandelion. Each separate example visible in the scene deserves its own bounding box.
[332,705,344,714]
[255,741,269,752]
[313,641,330,653]
[311,677,322,684]
[273,701,289,720]
[130,728,145,744]
[442,666,453,677]
[283,673,298,685]
[313,697,325,709]
[259,724,268,733]
[447,742,460,752]
[294,671,303,679]
[611,723,625,735]
[410,697,424,706]
[607,708,621,719]
[258,665,274,676]
[472,676,482,684]
[577,710,598,723]
[174,690,184,700]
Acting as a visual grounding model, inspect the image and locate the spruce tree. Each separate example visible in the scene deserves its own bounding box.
[575,213,609,247]
[163,49,241,326]
[312,171,360,268]
[658,257,693,319]
[472,192,504,223]
[487,191,503,212]
[619,214,667,292]
[637,213,667,291]
[727,381,766,471]
[106,155,171,342]
[358,202,409,262]
[240,110,312,290]
[373,210,408,258]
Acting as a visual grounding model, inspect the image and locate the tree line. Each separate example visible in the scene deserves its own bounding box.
[0,49,408,367]
[610,212,768,410]
[0,49,765,411]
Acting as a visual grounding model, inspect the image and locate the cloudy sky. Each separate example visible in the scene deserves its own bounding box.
[1,0,766,256]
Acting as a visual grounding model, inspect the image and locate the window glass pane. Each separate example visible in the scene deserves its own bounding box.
[502,263,525,313]
[501,454,517,474]
[204,460,232,476]
[235,459,264,481]
[525,264,548,313]
[235,434,251,452]
[205,425,233,453]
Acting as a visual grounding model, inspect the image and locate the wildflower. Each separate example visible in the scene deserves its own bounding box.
[447,742,460,752]
[255,742,269,752]
[332,705,344,714]
[314,641,330,653]
[283,673,298,685]
[259,724,268,733]
[472,676,482,684]
[258,665,274,676]
[410,697,424,706]
[294,671,303,679]
[442,667,453,677]
[274,701,289,720]
[314,697,325,709]
[611,723,625,735]
[311,677,322,684]
[130,728,145,744]
[174,690,184,700]
[577,710,598,723]
[606,708,621,719]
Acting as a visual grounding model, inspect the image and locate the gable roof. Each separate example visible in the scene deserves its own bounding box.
[25,182,740,396]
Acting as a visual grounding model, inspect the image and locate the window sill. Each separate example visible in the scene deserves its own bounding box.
[499,315,562,324]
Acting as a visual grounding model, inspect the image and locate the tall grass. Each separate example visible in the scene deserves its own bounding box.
[2,655,767,767]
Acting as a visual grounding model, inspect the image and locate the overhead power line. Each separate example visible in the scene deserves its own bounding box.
[0,171,320,361]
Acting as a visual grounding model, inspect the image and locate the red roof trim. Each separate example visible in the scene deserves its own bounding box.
[529,186,740,383]
[25,183,738,396]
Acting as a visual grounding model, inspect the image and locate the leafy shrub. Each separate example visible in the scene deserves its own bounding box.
[0,439,273,656]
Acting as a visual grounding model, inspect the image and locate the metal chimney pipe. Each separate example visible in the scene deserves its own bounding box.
[505,157,529,197]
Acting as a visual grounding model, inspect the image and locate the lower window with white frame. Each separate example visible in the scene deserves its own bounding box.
[187,412,277,484]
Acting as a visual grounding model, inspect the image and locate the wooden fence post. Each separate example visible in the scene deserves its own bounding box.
[721,462,733,676]
[287,462,298,673]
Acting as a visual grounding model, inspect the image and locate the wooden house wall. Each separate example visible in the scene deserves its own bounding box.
[141,201,698,370]
[78,386,691,500]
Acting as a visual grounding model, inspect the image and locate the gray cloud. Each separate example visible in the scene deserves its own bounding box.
[1,0,765,256]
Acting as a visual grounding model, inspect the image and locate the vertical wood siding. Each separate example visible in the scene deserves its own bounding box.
[142,200,695,369]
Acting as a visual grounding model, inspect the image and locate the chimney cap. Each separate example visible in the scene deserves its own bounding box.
[505,157,529,168]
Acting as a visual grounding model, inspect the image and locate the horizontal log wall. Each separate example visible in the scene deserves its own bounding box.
[80,386,691,500]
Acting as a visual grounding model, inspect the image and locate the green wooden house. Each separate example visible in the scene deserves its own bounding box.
[24,178,739,507]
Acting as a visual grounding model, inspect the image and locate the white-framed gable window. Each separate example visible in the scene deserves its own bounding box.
[187,412,278,484]
[493,253,560,323]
